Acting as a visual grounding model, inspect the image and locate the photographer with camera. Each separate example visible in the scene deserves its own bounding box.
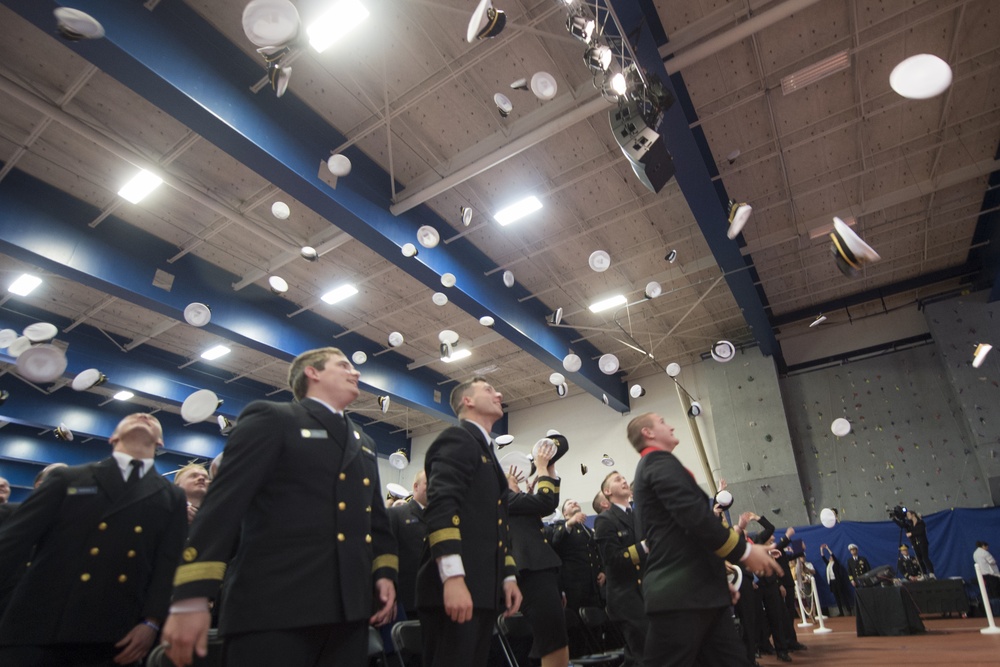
[905,510,934,577]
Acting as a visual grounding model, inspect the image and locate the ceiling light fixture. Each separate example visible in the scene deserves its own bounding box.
[585,44,612,72]
[321,284,359,304]
[589,294,627,313]
[201,345,231,361]
[8,274,42,296]
[608,71,627,96]
[566,13,595,43]
[307,0,369,53]
[494,196,542,226]
[780,50,850,95]
[113,390,134,401]
[118,169,163,204]
[441,348,471,363]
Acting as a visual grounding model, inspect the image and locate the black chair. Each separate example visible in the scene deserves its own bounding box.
[390,620,423,667]
[496,612,622,667]
[146,629,224,667]
[369,625,388,666]
[577,606,626,664]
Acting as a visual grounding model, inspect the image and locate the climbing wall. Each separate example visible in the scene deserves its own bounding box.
[703,347,809,525]
[781,343,989,524]
[924,291,1000,504]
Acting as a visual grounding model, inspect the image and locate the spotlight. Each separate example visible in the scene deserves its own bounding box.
[608,71,628,96]
[567,14,595,43]
[665,249,677,263]
[584,44,612,72]
[688,401,702,417]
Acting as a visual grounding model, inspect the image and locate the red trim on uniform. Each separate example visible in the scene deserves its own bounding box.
[640,446,659,457]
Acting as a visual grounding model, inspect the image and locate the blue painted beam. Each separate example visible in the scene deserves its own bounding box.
[622,0,779,356]
[0,168,448,431]
[0,0,629,411]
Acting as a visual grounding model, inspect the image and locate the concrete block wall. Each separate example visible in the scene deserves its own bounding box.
[924,291,1000,503]
[702,347,809,525]
[781,343,988,523]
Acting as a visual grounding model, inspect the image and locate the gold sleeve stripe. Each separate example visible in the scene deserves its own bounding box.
[372,554,399,572]
[173,561,227,586]
[428,527,461,546]
[536,480,558,494]
[714,529,740,559]
[505,555,516,567]
[628,544,640,565]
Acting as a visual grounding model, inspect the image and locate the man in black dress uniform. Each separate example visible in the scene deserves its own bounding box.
[629,412,781,667]
[417,376,521,667]
[548,499,604,657]
[162,347,398,667]
[594,470,647,667]
[0,413,188,666]
[389,469,429,620]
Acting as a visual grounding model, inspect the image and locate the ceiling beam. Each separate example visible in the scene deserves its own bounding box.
[0,0,629,412]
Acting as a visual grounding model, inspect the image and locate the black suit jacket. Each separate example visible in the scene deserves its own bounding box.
[0,458,187,645]
[547,519,602,608]
[417,421,517,612]
[388,499,426,615]
[632,449,747,613]
[594,504,646,621]
[172,399,397,635]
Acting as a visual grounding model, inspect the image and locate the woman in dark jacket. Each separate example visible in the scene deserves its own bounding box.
[906,510,934,576]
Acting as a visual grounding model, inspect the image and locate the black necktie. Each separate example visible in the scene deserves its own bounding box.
[126,459,143,487]
[625,507,633,516]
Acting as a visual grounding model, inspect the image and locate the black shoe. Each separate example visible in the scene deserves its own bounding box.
[789,642,808,651]
[777,651,793,662]
[759,646,775,655]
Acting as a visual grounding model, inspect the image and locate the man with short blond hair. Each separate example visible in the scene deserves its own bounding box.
[173,463,209,524]
[163,347,397,667]
[0,413,187,666]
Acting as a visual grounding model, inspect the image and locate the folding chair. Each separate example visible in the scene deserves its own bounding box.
[390,620,423,667]
[577,606,626,664]
[146,629,224,667]
[496,611,623,667]
[369,625,388,667]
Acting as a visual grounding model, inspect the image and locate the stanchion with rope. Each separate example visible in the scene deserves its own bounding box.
[808,575,832,634]
[974,564,1000,634]
[794,578,814,628]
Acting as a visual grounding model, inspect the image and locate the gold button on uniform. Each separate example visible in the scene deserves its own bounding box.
[363,478,370,486]
[118,574,127,583]
[127,550,136,558]
[89,547,99,556]
[339,473,346,481]
[498,541,503,547]
[133,526,143,534]
[338,533,346,542]
[80,573,91,582]
[497,519,502,526]
[366,506,371,513]
[365,535,372,544]
[98,522,107,531]
[338,502,346,510]
[497,499,502,506]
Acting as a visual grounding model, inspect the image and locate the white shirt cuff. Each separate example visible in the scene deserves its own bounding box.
[504,575,517,584]
[169,597,210,614]
[437,554,465,582]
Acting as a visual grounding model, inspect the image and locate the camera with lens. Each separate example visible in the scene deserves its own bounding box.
[888,505,908,528]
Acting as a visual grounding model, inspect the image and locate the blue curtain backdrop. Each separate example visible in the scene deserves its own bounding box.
[585,506,1000,609]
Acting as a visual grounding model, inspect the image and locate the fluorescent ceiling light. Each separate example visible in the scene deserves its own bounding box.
[201,344,231,361]
[589,294,627,313]
[113,390,134,401]
[441,349,471,363]
[118,169,163,204]
[8,273,42,296]
[307,0,370,53]
[494,196,542,226]
[781,50,850,95]
[321,284,359,304]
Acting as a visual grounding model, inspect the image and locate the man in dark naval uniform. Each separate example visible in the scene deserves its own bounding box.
[629,412,781,667]
[594,470,647,667]
[389,469,429,620]
[162,347,397,667]
[0,413,187,666]
[417,376,521,667]
[547,498,604,658]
